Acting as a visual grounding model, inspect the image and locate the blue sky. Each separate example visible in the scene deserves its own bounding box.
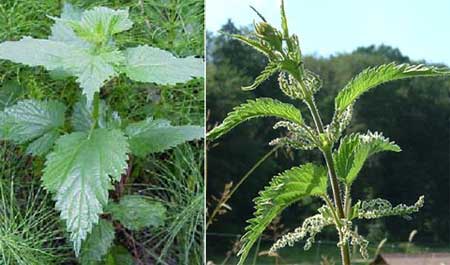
[206,0,450,65]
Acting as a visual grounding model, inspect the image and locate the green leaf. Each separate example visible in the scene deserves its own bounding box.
[122,45,203,84]
[238,163,328,265]
[106,195,166,231]
[0,100,66,155]
[42,128,129,255]
[0,38,121,103]
[80,219,115,265]
[0,81,24,110]
[125,118,203,157]
[71,98,93,132]
[25,130,60,156]
[335,63,450,113]
[230,34,272,57]
[64,49,122,103]
[242,62,280,90]
[103,245,134,265]
[0,37,76,70]
[334,131,401,185]
[58,6,133,45]
[207,98,303,140]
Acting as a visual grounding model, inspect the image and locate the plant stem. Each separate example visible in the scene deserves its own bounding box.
[114,155,133,201]
[304,94,324,132]
[303,95,351,265]
[344,185,351,217]
[322,148,345,219]
[88,92,100,138]
[304,96,345,218]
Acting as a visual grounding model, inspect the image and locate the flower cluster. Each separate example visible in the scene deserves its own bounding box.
[326,105,353,141]
[339,220,369,259]
[269,206,334,254]
[357,195,424,219]
[270,121,317,150]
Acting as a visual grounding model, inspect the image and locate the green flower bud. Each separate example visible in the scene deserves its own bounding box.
[255,22,283,51]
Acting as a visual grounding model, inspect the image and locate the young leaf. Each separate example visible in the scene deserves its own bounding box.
[72,97,122,132]
[56,6,133,45]
[280,0,289,39]
[122,45,203,84]
[0,100,66,155]
[106,195,166,230]
[334,131,401,185]
[207,98,303,140]
[49,3,89,48]
[80,219,115,264]
[238,163,328,265]
[125,117,203,157]
[42,129,129,255]
[64,49,123,103]
[230,34,272,57]
[242,62,280,90]
[335,63,450,113]
[71,98,93,132]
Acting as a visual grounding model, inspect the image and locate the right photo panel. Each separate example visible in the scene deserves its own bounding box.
[206,0,450,264]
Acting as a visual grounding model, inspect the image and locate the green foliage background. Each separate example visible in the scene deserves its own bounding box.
[0,0,204,264]
[207,21,450,259]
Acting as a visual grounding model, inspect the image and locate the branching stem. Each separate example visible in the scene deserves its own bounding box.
[302,91,351,265]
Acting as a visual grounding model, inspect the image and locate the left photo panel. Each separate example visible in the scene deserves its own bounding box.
[0,1,204,264]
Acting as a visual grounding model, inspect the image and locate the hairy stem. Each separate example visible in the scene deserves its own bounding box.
[303,94,351,265]
[303,95,345,218]
[304,94,324,132]
[344,185,351,217]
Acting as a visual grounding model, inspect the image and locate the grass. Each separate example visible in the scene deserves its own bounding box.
[0,182,66,265]
[0,143,68,265]
[132,144,204,264]
[0,0,204,263]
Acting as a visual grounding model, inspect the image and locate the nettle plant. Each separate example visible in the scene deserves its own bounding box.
[0,3,203,262]
[208,1,450,265]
